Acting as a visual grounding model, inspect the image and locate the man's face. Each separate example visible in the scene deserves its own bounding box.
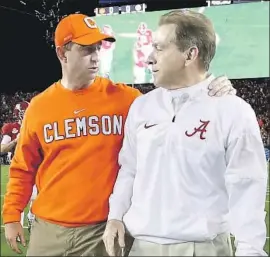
[65,42,101,82]
[148,24,187,88]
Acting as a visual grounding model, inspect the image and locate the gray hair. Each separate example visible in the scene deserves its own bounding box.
[159,10,216,71]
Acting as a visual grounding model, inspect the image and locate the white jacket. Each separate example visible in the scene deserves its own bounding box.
[108,76,268,256]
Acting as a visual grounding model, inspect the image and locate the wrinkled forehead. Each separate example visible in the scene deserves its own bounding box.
[152,24,177,45]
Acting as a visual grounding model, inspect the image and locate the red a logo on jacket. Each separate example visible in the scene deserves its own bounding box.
[185,120,210,140]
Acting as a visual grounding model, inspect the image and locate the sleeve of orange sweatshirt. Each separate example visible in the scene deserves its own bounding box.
[2,102,43,224]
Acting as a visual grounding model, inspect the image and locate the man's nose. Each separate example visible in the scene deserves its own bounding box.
[146,51,156,65]
[91,50,100,62]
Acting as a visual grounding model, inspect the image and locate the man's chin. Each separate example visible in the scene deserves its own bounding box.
[152,77,161,88]
[87,73,98,81]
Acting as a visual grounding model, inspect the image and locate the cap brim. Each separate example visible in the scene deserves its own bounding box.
[72,32,115,46]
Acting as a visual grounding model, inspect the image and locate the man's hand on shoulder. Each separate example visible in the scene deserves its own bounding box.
[208,75,237,97]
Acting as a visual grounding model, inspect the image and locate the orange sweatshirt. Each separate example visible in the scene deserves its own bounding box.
[2,77,141,227]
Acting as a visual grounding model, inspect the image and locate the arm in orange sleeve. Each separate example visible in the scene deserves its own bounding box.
[133,88,143,98]
[116,83,142,99]
[2,105,43,224]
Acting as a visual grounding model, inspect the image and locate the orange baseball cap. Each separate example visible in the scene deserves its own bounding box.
[54,13,115,47]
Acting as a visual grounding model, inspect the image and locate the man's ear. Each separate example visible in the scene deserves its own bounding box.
[184,46,199,67]
[56,46,67,63]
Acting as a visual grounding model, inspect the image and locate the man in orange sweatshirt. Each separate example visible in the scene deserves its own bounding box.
[2,13,235,256]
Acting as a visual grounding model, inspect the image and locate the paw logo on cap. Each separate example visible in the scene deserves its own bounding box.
[84,17,97,29]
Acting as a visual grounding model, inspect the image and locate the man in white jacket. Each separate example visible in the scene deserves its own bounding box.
[103,10,268,256]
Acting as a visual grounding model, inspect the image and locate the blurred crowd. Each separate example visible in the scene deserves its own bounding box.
[1,77,269,147]
[1,91,39,125]
[235,78,270,147]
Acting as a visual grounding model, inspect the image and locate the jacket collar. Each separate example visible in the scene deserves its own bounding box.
[162,74,216,101]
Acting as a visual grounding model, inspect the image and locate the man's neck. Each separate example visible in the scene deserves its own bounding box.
[167,71,209,90]
[60,76,94,91]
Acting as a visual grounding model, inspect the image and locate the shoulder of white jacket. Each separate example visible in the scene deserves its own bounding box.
[218,94,253,110]
[215,94,256,122]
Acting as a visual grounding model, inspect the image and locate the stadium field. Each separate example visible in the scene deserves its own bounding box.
[1,164,269,256]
